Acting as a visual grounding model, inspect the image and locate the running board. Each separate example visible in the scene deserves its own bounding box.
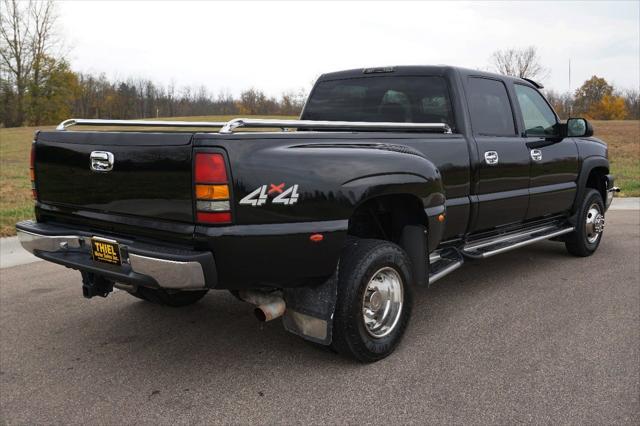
[462,226,574,259]
[429,248,464,285]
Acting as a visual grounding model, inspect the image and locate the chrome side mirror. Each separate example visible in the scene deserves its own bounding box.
[567,118,594,137]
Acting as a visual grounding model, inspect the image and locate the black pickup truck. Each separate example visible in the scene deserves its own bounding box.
[17,66,618,362]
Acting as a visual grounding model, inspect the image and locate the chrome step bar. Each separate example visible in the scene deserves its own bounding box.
[56,118,451,134]
[427,224,575,284]
[463,224,558,252]
[462,226,574,259]
[429,248,463,285]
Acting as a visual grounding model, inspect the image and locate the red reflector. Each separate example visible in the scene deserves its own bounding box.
[30,145,35,169]
[195,153,227,183]
[309,234,324,242]
[197,211,231,224]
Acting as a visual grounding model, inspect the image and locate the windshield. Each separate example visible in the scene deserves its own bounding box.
[302,76,454,128]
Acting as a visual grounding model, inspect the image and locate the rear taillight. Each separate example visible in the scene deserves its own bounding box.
[30,143,37,200]
[194,153,231,224]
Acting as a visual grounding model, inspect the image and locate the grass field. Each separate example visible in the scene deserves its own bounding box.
[1,118,638,236]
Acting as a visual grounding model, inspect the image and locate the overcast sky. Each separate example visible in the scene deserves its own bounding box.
[58,1,639,96]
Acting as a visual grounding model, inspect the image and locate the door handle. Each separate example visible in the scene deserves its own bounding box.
[484,151,499,165]
[530,149,543,162]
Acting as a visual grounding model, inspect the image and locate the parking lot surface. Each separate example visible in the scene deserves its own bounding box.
[0,210,638,425]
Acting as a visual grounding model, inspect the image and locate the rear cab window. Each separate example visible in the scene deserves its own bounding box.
[302,76,455,129]
[467,77,516,136]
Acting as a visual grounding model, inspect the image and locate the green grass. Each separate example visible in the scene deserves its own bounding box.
[0,125,49,236]
[610,157,640,195]
[1,118,638,237]
[593,120,640,198]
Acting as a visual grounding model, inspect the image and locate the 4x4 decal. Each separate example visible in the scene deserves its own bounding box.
[239,183,300,206]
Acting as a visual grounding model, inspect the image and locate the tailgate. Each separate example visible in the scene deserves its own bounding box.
[35,131,194,223]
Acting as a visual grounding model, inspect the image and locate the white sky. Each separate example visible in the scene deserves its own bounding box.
[58,0,640,96]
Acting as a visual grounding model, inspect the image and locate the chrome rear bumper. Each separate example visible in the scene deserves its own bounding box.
[16,222,215,290]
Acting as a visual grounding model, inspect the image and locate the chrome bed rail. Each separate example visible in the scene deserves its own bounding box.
[217,118,451,134]
[56,118,227,130]
[56,118,452,134]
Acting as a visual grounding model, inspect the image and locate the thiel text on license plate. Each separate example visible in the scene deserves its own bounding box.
[91,238,121,265]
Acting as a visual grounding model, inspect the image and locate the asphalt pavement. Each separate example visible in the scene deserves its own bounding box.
[0,210,638,425]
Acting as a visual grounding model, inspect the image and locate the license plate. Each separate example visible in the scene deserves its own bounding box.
[91,237,121,265]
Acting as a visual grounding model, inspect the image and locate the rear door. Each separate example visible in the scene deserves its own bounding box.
[512,84,579,219]
[466,77,530,232]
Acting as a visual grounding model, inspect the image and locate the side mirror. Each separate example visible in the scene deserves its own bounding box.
[566,118,594,137]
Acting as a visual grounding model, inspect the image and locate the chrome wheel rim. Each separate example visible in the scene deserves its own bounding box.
[362,267,404,338]
[585,203,605,244]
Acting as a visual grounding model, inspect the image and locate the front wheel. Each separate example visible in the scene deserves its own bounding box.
[331,238,413,363]
[565,188,606,257]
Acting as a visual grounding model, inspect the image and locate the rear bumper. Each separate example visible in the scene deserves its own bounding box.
[16,220,216,290]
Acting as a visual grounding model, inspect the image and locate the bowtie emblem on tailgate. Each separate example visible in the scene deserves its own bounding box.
[90,151,114,172]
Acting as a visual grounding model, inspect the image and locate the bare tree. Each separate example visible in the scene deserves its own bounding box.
[0,0,31,126]
[490,46,549,82]
[0,0,58,126]
[29,0,60,124]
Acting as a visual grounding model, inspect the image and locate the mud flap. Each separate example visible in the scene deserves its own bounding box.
[400,224,428,286]
[282,271,338,345]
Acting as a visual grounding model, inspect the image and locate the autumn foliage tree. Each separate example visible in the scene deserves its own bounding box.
[573,76,629,120]
[590,94,628,120]
[573,76,612,115]
[28,57,78,124]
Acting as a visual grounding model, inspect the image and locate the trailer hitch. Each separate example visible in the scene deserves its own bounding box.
[81,272,114,299]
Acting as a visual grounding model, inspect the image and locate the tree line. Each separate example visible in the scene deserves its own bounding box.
[0,0,305,128]
[1,65,307,127]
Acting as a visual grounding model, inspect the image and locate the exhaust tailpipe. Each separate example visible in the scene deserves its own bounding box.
[254,299,286,322]
[238,291,286,322]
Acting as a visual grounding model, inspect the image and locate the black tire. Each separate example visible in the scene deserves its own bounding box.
[565,188,605,257]
[331,238,413,363]
[128,286,208,307]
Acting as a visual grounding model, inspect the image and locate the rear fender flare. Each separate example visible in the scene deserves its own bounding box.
[342,172,445,211]
[341,169,446,286]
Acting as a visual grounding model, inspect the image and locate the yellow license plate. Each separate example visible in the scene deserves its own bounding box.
[91,237,121,265]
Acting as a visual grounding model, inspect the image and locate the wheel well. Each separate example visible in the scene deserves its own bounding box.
[347,194,427,243]
[586,167,608,202]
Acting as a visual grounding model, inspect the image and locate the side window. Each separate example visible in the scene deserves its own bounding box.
[514,85,558,137]
[467,77,516,136]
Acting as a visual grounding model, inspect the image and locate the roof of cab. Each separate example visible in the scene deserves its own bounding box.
[317,65,540,88]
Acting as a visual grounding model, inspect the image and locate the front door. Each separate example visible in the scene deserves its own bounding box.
[513,84,579,219]
[466,77,531,232]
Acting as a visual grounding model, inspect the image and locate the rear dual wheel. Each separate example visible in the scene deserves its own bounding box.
[331,238,413,363]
